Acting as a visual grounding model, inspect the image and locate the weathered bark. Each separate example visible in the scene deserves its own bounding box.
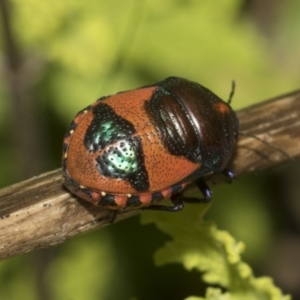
[0,89,300,261]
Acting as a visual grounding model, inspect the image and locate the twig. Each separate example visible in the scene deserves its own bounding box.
[0,90,300,261]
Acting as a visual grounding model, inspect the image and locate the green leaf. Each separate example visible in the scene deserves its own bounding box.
[141,202,290,300]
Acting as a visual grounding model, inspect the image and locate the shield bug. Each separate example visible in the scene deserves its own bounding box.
[62,77,239,211]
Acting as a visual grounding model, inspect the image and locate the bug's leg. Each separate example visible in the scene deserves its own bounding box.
[222,168,236,181]
[142,193,185,212]
[107,210,118,223]
[196,179,212,202]
[143,180,213,212]
[181,179,212,203]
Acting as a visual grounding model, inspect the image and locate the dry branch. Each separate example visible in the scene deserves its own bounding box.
[0,90,300,261]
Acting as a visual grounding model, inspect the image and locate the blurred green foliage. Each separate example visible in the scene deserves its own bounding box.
[0,0,299,299]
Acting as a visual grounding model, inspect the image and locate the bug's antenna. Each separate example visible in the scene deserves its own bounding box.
[239,132,292,160]
[227,80,235,105]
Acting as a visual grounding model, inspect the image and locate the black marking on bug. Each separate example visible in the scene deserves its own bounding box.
[62,144,68,155]
[75,105,92,117]
[64,121,77,139]
[151,191,164,202]
[62,158,67,171]
[95,136,149,192]
[63,174,80,189]
[144,86,201,163]
[84,103,137,152]
[98,194,118,207]
[145,77,239,173]
[126,195,142,207]
[171,184,183,195]
[96,95,109,103]
[81,188,94,199]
